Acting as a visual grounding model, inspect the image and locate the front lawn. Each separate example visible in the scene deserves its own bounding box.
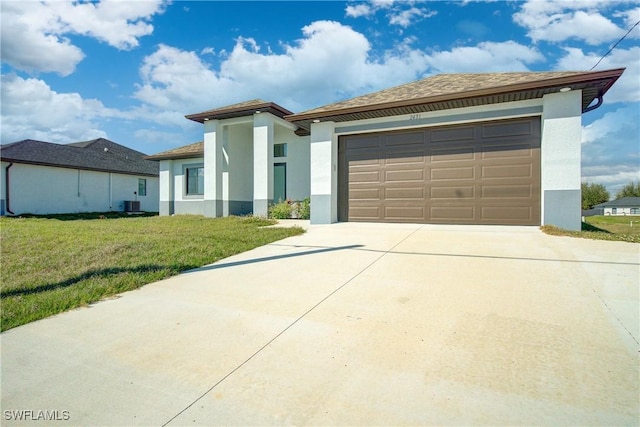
[541,215,640,243]
[0,215,304,331]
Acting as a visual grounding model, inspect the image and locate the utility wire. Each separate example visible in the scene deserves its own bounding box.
[590,18,640,71]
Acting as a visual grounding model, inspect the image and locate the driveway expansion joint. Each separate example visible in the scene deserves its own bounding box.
[162,225,424,426]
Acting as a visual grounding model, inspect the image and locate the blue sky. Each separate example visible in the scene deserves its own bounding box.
[1,0,638,196]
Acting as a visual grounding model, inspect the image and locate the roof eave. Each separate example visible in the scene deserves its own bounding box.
[285,68,625,125]
[186,102,294,124]
[144,152,204,161]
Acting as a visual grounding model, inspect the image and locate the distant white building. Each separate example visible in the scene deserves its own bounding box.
[594,197,640,216]
[1,138,159,215]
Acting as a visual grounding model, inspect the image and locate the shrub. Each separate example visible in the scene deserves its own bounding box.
[298,197,311,220]
[268,200,293,219]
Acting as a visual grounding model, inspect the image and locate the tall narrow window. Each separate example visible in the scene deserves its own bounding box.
[138,178,147,196]
[274,143,287,158]
[186,166,204,195]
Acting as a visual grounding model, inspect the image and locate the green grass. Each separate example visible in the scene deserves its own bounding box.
[0,215,304,331]
[541,215,640,243]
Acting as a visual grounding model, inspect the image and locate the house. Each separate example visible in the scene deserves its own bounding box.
[593,197,640,216]
[1,138,159,215]
[146,100,310,217]
[149,68,624,231]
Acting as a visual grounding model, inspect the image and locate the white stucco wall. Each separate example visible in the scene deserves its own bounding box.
[1,162,158,215]
[275,125,310,201]
[157,157,205,215]
[227,125,253,203]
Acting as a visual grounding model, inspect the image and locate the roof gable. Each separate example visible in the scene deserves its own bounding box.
[286,68,625,131]
[594,197,640,208]
[145,141,204,160]
[1,138,158,176]
[186,99,294,123]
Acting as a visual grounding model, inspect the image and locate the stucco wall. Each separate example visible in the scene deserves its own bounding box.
[275,125,310,201]
[158,158,205,216]
[1,162,158,215]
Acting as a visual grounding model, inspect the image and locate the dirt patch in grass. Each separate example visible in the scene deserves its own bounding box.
[0,215,304,331]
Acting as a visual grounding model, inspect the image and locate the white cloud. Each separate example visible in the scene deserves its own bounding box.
[0,74,121,143]
[0,0,165,76]
[555,46,640,103]
[513,0,632,45]
[133,21,430,117]
[426,41,545,73]
[345,0,436,27]
[581,104,640,194]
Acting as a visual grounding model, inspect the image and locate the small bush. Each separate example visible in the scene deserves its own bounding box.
[298,197,311,220]
[269,200,293,219]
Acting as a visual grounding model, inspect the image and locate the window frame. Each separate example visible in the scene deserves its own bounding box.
[274,143,287,158]
[184,163,205,197]
[138,178,147,196]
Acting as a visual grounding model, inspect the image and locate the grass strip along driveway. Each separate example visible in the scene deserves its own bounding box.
[0,215,303,332]
[541,215,640,243]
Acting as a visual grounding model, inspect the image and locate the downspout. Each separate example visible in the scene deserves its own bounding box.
[5,162,15,215]
[583,90,603,113]
[109,172,113,210]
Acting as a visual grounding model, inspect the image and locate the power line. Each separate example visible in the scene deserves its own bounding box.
[590,18,640,71]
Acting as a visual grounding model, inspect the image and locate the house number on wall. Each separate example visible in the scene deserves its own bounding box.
[409,113,422,120]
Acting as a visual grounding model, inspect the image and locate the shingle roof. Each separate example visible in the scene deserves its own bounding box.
[286,68,625,132]
[0,138,158,177]
[594,197,640,208]
[145,141,204,160]
[186,99,294,123]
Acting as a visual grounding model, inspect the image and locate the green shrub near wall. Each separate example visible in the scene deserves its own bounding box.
[268,198,310,220]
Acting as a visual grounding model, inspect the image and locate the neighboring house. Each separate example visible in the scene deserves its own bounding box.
[1,138,159,215]
[146,100,310,217]
[593,197,640,216]
[149,68,624,231]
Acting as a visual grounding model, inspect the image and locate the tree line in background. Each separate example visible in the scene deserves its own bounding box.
[581,182,640,210]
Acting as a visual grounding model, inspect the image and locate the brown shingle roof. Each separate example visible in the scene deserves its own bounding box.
[286,68,625,132]
[145,141,204,160]
[186,99,294,123]
[1,138,158,176]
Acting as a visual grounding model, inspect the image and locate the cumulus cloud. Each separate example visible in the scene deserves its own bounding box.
[133,21,431,117]
[0,0,166,76]
[555,46,640,104]
[581,104,640,194]
[0,74,122,143]
[426,41,545,73]
[345,0,437,27]
[513,0,633,45]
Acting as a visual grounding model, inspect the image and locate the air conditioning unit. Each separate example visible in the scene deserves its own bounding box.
[123,201,141,212]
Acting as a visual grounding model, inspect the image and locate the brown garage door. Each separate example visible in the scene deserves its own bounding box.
[338,117,541,225]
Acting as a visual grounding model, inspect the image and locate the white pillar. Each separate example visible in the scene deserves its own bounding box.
[158,159,174,215]
[253,113,274,216]
[541,89,582,231]
[204,120,224,217]
[310,121,337,224]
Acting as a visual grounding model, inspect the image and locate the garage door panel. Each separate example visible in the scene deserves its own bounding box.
[339,117,540,225]
[430,206,475,220]
[431,126,475,142]
[384,206,425,220]
[481,120,533,138]
[431,166,475,180]
[385,168,425,182]
[385,187,425,200]
[349,188,380,200]
[482,164,533,179]
[431,186,475,199]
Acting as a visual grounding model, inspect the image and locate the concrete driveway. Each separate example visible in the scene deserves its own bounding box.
[1,223,638,426]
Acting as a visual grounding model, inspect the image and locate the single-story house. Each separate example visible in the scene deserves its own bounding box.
[148,68,624,231]
[593,197,640,216]
[1,138,159,215]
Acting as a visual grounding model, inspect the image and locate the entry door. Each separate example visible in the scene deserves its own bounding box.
[274,163,287,203]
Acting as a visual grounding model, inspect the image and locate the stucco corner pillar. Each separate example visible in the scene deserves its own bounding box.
[158,159,174,216]
[309,121,337,224]
[204,120,224,217]
[541,89,582,231]
[253,113,275,217]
